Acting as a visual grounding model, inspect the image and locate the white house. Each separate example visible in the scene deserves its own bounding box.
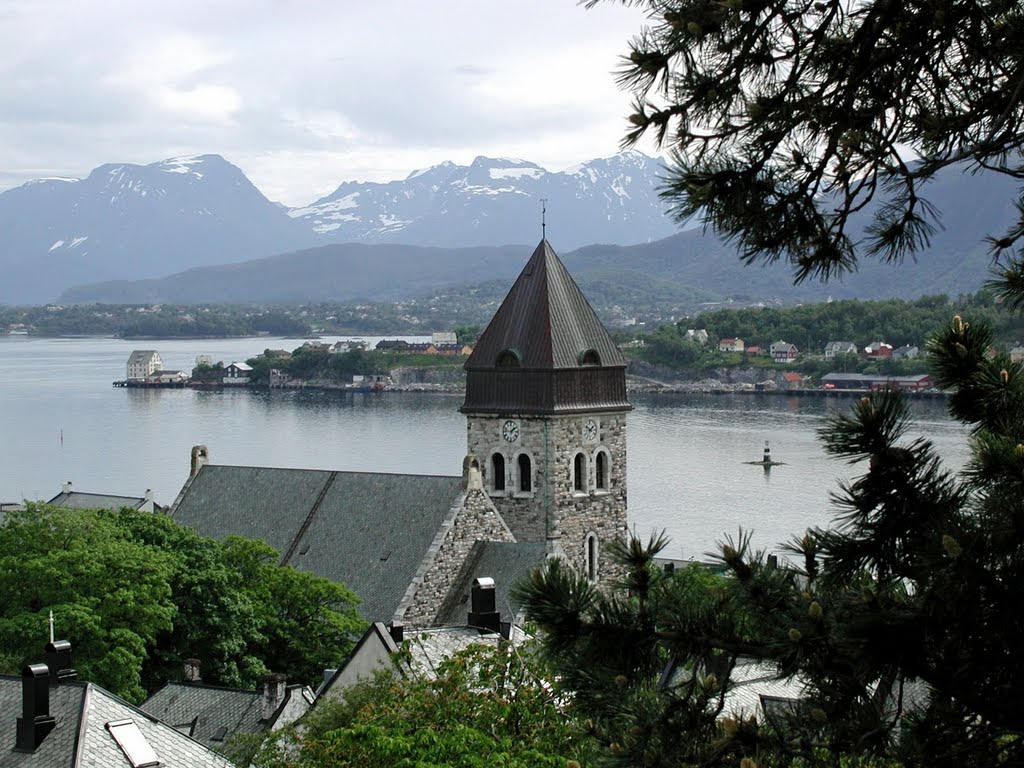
[126,350,162,381]
[223,362,253,385]
[823,341,857,359]
[719,338,745,353]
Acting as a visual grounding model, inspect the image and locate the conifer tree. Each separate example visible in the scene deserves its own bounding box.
[592,0,1024,288]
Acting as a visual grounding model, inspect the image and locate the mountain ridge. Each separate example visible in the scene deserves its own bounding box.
[0,151,679,303]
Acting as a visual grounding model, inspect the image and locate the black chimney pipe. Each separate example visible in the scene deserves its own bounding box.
[468,577,500,634]
[45,640,76,685]
[16,663,56,752]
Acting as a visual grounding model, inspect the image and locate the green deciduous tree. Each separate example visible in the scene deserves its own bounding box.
[596,0,1024,289]
[238,643,589,768]
[0,506,365,702]
[237,641,592,768]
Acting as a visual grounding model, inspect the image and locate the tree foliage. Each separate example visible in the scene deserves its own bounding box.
[599,0,1024,289]
[0,506,365,702]
[237,641,593,768]
[516,310,1024,766]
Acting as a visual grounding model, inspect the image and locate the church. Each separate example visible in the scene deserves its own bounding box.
[169,239,631,628]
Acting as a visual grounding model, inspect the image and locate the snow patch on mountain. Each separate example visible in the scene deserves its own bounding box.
[289,192,360,219]
[489,167,543,180]
[49,236,88,251]
[160,156,207,177]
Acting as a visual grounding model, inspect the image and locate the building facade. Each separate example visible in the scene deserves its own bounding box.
[461,239,631,582]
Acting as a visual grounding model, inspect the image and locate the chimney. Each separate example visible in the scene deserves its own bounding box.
[322,668,337,689]
[16,664,56,752]
[144,489,153,503]
[190,445,209,477]
[62,480,73,494]
[260,673,287,721]
[468,577,500,634]
[389,622,404,645]
[182,658,201,683]
[45,641,76,685]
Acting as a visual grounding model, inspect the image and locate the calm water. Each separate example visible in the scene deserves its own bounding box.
[0,336,970,560]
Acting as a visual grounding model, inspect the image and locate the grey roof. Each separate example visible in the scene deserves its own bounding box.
[465,240,625,371]
[127,350,160,363]
[0,676,233,767]
[435,540,547,626]
[47,492,147,511]
[171,465,464,623]
[405,626,512,678]
[140,682,264,750]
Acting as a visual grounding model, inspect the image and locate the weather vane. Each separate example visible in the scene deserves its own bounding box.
[540,198,548,239]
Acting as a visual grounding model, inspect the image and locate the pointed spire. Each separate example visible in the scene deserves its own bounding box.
[463,240,630,414]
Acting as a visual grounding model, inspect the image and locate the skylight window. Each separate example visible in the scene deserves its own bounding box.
[105,719,160,767]
[211,726,229,742]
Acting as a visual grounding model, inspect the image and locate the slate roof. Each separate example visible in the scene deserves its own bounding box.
[47,492,148,511]
[465,240,625,371]
[462,240,630,414]
[127,350,160,364]
[435,540,547,626]
[140,682,270,750]
[170,465,464,623]
[0,675,233,767]
[405,626,524,679]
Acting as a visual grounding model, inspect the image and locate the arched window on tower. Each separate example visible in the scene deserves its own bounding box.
[491,453,505,492]
[518,453,532,493]
[573,452,586,493]
[595,449,609,491]
[578,348,602,366]
[585,533,599,581]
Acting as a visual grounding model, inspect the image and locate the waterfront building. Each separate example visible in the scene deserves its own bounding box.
[126,350,162,381]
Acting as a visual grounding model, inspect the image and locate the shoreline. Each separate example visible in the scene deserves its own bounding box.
[112,377,945,399]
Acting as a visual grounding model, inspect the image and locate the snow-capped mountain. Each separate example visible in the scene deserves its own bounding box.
[0,150,679,304]
[288,151,679,249]
[0,155,315,303]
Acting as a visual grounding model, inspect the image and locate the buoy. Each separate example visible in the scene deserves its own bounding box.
[744,439,785,466]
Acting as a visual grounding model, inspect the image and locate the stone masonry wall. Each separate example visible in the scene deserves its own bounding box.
[398,483,515,628]
[466,412,629,584]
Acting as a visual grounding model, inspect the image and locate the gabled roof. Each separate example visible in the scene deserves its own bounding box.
[127,350,160,363]
[0,676,233,767]
[465,240,624,371]
[170,465,464,623]
[140,681,304,750]
[47,492,148,511]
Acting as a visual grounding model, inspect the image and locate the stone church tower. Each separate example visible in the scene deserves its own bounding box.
[461,239,631,582]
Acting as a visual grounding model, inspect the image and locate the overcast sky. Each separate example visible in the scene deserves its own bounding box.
[0,0,657,206]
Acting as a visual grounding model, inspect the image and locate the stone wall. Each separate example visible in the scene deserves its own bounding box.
[398,478,515,627]
[465,411,629,584]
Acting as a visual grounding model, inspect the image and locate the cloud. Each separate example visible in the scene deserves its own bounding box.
[0,0,654,205]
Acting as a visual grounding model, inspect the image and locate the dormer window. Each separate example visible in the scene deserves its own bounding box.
[578,349,601,366]
[496,348,522,368]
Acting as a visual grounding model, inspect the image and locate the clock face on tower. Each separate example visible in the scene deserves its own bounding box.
[501,420,520,442]
[583,419,598,442]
